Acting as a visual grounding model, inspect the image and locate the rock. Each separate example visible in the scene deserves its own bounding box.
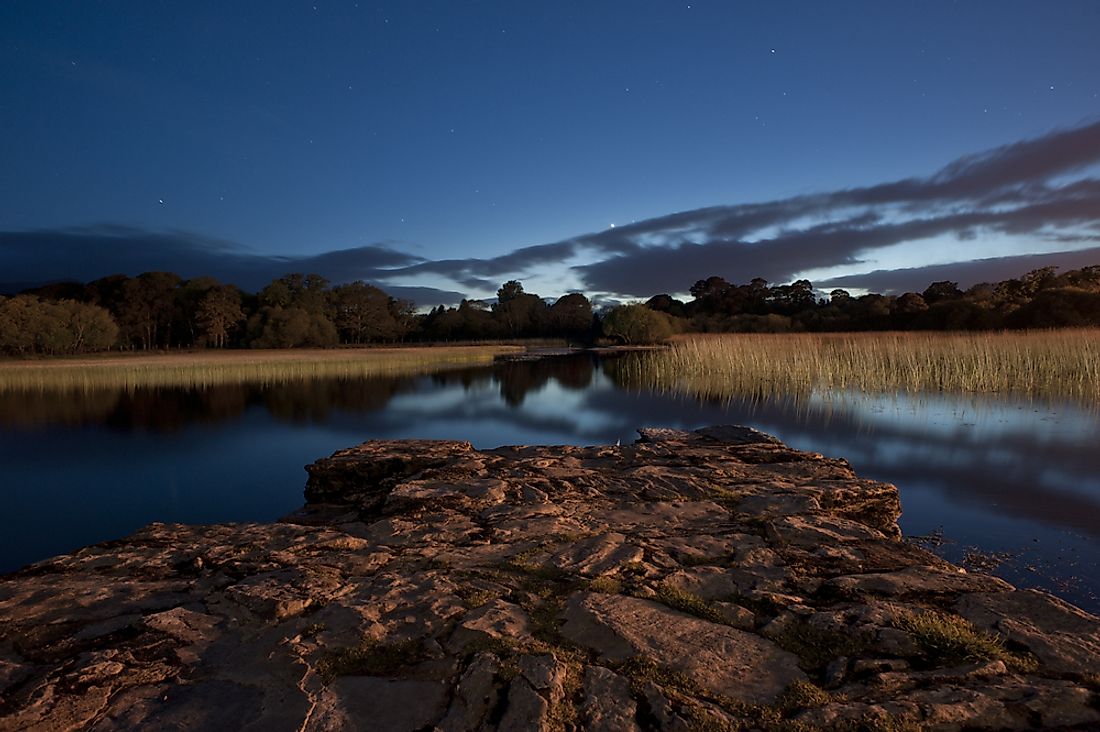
[1,426,1097,730]
[498,677,550,732]
[519,653,567,704]
[766,514,887,546]
[640,680,693,732]
[549,532,645,576]
[582,665,640,732]
[225,568,325,620]
[956,589,1100,675]
[712,601,755,629]
[438,652,502,732]
[446,598,532,652]
[823,656,848,688]
[852,657,910,675]
[561,592,805,703]
[738,491,823,516]
[661,567,741,599]
[825,565,1013,598]
[312,677,449,731]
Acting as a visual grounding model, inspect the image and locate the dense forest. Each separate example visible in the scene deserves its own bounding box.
[2,265,1099,356]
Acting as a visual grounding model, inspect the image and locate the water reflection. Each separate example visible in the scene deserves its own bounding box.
[1,353,1097,612]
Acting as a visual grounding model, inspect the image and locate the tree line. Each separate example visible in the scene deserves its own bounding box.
[656,266,1100,333]
[2,265,1099,356]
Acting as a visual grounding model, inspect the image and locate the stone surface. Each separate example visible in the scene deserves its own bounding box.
[1,425,1097,731]
[581,665,639,732]
[561,592,805,703]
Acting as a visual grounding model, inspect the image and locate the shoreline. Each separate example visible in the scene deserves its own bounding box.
[1,427,1097,729]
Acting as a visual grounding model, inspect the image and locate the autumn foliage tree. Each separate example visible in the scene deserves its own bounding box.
[0,296,117,355]
[196,285,244,348]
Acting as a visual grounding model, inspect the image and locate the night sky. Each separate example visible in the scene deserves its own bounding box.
[2,1,1099,305]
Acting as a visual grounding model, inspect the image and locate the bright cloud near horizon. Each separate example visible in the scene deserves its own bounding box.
[2,2,1100,306]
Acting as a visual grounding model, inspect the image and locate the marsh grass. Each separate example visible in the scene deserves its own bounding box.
[0,345,519,393]
[616,329,1100,403]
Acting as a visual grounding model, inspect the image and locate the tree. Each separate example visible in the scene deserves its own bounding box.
[645,294,686,318]
[548,293,594,339]
[894,292,929,314]
[0,296,38,355]
[601,304,674,344]
[0,296,117,355]
[829,289,852,306]
[497,280,525,303]
[259,273,330,313]
[196,286,244,348]
[60,300,118,352]
[922,280,962,305]
[767,279,816,315]
[248,306,339,348]
[388,298,418,342]
[176,276,223,347]
[329,281,399,343]
[493,280,547,336]
[117,272,182,349]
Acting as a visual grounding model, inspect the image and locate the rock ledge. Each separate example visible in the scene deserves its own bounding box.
[2,426,1098,731]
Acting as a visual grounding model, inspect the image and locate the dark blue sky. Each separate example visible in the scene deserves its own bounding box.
[2,1,1099,304]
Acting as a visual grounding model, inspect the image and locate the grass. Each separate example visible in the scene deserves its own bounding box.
[774,679,830,713]
[0,345,520,392]
[892,608,1038,671]
[769,619,872,670]
[613,329,1100,403]
[315,637,428,682]
[654,583,731,625]
[586,576,624,594]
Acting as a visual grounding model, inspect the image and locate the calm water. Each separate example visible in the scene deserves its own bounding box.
[2,354,1098,613]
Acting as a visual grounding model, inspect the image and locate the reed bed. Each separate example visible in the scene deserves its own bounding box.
[0,346,520,393]
[617,330,1100,404]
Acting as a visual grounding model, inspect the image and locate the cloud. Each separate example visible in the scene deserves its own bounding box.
[380,285,468,308]
[359,118,1100,297]
[816,245,1100,294]
[0,224,425,291]
[565,119,1100,295]
[5,120,1100,302]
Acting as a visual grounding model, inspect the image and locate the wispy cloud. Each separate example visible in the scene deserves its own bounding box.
[817,245,1100,294]
[375,119,1100,296]
[4,121,1100,302]
[0,225,467,306]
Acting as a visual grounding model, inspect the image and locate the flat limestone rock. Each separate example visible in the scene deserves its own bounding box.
[1,425,1097,731]
[956,589,1100,674]
[581,665,641,732]
[549,532,645,576]
[311,677,450,732]
[826,565,1014,598]
[560,591,805,704]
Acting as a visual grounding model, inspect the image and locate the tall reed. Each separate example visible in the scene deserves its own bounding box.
[615,330,1100,403]
[0,346,519,393]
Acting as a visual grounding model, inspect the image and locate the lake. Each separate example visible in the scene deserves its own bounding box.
[2,352,1098,614]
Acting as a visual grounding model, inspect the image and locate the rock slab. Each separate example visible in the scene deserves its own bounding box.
[1,426,1098,731]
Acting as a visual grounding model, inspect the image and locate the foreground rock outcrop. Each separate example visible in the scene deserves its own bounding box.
[2,426,1098,731]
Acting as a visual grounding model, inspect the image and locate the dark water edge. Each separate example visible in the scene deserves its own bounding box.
[2,353,1098,614]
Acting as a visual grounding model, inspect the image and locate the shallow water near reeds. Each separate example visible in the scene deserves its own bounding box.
[2,352,1098,613]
